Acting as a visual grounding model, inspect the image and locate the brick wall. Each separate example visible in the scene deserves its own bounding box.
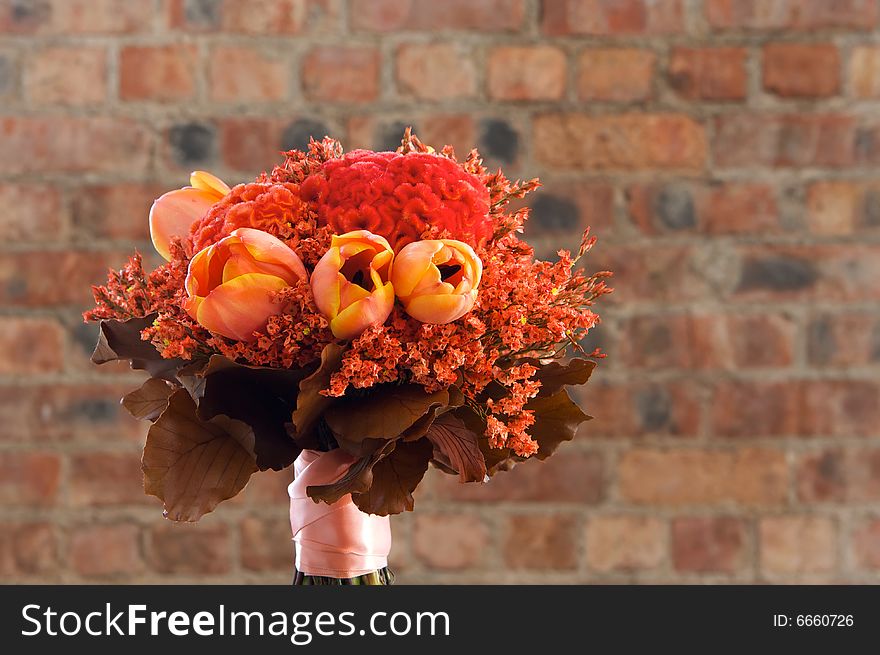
[1,0,879,583]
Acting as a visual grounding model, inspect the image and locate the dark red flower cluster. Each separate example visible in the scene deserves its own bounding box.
[300,149,493,250]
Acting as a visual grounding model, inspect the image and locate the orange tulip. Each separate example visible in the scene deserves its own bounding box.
[184,228,307,342]
[150,171,230,261]
[310,230,395,340]
[391,239,482,324]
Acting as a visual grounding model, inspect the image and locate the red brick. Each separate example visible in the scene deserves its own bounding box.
[573,379,702,438]
[619,448,789,506]
[69,452,152,507]
[855,123,880,165]
[797,449,880,503]
[120,45,197,101]
[70,524,144,577]
[218,0,316,34]
[713,379,880,439]
[588,244,704,304]
[149,523,231,575]
[302,46,379,103]
[220,117,283,172]
[534,113,705,170]
[503,514,578,570]
[0,0,154,34]
[0,47,18,101]
[851,518,880,570]
[168,0,339,33]
[0,452,60,506]
[672,517,746,573]
[710,381,801,438]
[713,114,855,168]
[433,450,603,503]
[543,0,684,35]
[209,46,288,103]
[520,179,614,238]
[0,317,63,374]
[850,46,880,98]
[621,313,795,371]
[0,183,64,242]
[806,181,880,235]
[627,182,779,235]
[807,312,880,367]
[240,517,293,571]
[0,250,136,307]
[396,44,477,100]
[703,184,779,234]
[577,48,654,102]
[418,115,476,156]
[25,46,106,106]
[414,514,489,570]
[763,43,840,98]
[0,117,151,174]
[706,0,878,31]
[0,383,146,443]
[351,0,525,32]
[0,523,56,577]
[488,46,566,101]
[735,245,880,302]
[70,183,165,241]
[759,516,836,575]
[668,47,747,101]
[800,380,880,438]
[586,516,666,572]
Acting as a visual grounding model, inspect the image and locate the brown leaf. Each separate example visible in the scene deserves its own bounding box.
[177,359,210,400]
[122,377,174,421]
[91,315,184,381]
[533,358,596,397]
[351,438,433,515]
[324,385,448,456]
[426,413,487,483]
[143,389,257,522]
[289,343,347,449]
[196,355,311,471]
[527,388,592,460]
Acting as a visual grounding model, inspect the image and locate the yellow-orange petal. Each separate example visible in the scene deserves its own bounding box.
[403,291,475,325]
[390,240,443,299]
[310,246,345,319]
[195,273,289,342]
[190,171,230,198]
[329,281,395,340]
[230,228,307,284]
[150,187,217,260]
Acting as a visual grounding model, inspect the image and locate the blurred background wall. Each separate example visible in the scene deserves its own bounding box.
[1,0,879,583]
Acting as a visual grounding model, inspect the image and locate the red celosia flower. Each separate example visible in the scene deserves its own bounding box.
[189,182,311,254]
[299,150,492,250]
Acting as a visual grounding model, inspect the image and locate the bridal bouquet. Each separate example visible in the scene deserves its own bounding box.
[84,130,611,584]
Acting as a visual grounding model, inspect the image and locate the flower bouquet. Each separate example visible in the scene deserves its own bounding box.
[84,130,612,585]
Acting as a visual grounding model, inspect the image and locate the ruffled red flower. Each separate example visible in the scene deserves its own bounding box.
[189,182,310,253]
[300,150,492,250]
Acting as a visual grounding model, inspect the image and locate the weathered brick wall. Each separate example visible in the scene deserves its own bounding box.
[1,0,879,583]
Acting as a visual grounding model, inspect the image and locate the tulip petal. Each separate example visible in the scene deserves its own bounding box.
[311,247,345,319]
[190,171,230,198]
[150,187,218,260]
[404,291,474,325]
[391,240,443,299]
[231,228,307,284]
[330,281,395,340]
[196,273,289,342]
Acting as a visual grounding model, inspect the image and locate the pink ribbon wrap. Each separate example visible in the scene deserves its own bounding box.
[288,449,391,578]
